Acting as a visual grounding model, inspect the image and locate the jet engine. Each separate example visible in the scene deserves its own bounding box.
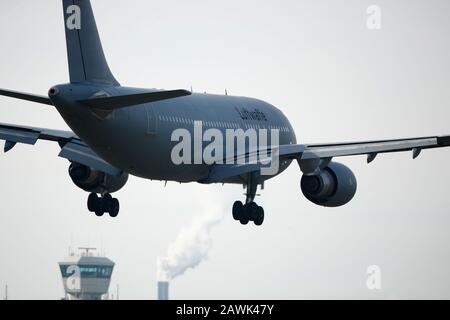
[300,162,357,207]
[69,162,128,194]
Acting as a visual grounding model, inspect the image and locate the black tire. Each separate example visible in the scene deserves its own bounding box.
[254,206,265,226]
[103,193,113,201]
[95,195,110,217]
[240,217,249,225]
[109,198,120,218]
[247,202,258,221]
[95,209,104,217]
[232,201,244,221]
[87,193,99,212]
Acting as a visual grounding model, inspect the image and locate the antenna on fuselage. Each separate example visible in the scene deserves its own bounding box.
[225,89,228,96]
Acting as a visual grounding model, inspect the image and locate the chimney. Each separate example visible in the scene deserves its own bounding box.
[157,281,169,300]
[157,257,170,300]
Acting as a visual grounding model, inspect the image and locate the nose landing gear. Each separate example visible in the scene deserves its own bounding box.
[87,193,120,218]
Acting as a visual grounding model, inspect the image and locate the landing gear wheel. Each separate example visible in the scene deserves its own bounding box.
[109,198,120,218]
[87,193,120,218]
[238,203,255,226]
[239,216,250,225]
[247,202,258,221]
[232,201,244,221]
[233,172,265,226]
[231,201,265,226]
[254,206,264,226]
[87,193,99,212]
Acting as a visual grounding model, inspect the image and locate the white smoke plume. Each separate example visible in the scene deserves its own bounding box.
[158,203,224,281]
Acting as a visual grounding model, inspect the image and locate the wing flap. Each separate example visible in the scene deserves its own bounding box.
[301,137,440,160]
[0,122,76,145]
[59,141,121,176]
[301,135,450,160]
[203,134,450,183]
[0,126,40,145]
[0,122,121,175]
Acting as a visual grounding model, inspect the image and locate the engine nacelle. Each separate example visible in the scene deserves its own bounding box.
[300,162,357,207]
[69,163,128,194]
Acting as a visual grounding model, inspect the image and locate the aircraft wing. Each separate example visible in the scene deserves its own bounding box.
[301,135,450,161]
[204,135,450,183]
[0,122,121,176]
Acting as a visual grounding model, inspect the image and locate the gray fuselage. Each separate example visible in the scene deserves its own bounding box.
[50,83,297,184]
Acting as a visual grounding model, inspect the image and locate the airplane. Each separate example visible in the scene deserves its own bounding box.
[0,0,449,226]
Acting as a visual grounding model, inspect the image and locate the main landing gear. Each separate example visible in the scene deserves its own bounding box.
[232,173,265,226]
[87,193,120,218]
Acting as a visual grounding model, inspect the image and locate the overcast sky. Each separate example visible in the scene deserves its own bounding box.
[1,0,450,300]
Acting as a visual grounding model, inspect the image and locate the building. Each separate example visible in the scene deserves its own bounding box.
[59,247,115,300]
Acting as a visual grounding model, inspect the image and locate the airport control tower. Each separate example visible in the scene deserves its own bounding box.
[59,247,115,300]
